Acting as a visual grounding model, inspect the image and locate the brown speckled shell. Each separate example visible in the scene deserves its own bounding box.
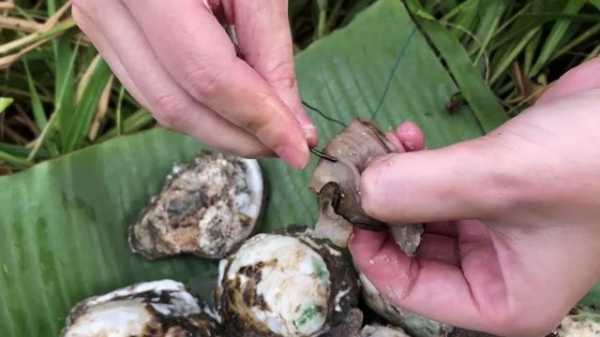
[61,283,223,337]
[216,231,362,337]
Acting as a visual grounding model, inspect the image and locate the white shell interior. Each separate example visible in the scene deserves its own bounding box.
[223,234,331,337]
[63,280,201,337]
[361,325,411,337]
[64,299,152,337]
[236,158,263,222]
[557,312,600,337]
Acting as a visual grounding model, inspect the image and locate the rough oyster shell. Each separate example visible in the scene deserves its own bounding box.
[551,306,600,337]
[309,119,423,253]
[216,232,361,337]
[361,324,411,337]
[129,151,264,260]
[60,280,222,337]
[360,274,453,337]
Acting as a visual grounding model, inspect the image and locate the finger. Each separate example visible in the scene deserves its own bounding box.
[230,0,318,146]
[394,121,426,151]
[122,0,309,168]
[385,121,426,153]
[360,138,511,224]
[537,57,600,105]
[385,131,407,153]
[72,6,151,109]
[424,222,457,237]
[417,233,459,266]
[349,228,508,334]
[73,0,271,158]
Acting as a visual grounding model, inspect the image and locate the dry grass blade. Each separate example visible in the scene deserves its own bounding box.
[88,75,114,141]
[76,54,101,103]
[0,18,75,56]
[0,39,47,69]
[41,0,71,31]
[0,2,73,57]
[0,17,43,33]
[0,1,14,11]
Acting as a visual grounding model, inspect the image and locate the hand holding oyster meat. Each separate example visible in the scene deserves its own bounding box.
[350,58,600,337]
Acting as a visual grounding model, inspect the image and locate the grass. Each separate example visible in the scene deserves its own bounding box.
[0,0,599,175]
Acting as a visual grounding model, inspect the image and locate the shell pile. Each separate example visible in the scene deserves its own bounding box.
[60,122,588,337]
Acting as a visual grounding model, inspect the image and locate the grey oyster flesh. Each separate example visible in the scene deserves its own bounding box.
[309,119,423,253]
[361,325,411,337]
[61,280,222,337]
[216,232,361,337]
[360,274,453,337]
[129,151,264,260]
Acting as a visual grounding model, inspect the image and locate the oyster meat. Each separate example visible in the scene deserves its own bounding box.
[216,232,361,337]
[61,280,222,337]
[130,151,264,260]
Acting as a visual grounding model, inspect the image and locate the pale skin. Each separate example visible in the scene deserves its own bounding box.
[73,1,600,336]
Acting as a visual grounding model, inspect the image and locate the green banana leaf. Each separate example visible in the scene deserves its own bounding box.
[0,0,529,336]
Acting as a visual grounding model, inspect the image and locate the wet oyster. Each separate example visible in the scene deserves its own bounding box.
[309,119,422,253]
[129,151,264,260]
[549,306,600,337]
[61,280,222,337]
[216,232,361,337]
[360,274,453,337]
[309,120,449,337]
[361,325,411,337]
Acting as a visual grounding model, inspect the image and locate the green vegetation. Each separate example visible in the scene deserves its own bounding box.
[0,0,598,175]
[0,1,599,336]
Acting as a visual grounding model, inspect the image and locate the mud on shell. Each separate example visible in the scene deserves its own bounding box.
[60,280,222,337]
[215,232,361,337]
[129,151,264,260]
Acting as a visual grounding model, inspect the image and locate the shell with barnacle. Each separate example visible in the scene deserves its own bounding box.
[129,151,264,260]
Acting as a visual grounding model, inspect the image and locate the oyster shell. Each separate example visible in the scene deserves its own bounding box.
[361,325,411,337]
[216,232,361,337]
[129,151,264,260]
[550,306,600,337]
[61,280,222,337]
[309,119,423,253]
[360,274,453,337]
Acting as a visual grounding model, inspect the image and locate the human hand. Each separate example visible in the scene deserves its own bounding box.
[73,0,315,169]
[350,57,600,337]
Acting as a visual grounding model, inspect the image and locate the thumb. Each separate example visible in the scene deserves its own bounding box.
[360,137,514,224]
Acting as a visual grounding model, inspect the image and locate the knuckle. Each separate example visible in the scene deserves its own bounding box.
[72,0,96,22]
[360,165,383,218]
[484,310,556,337]
[236,146,272,159]
[265,59,298,90]
[152,94,186,128]
[183,59,225,99]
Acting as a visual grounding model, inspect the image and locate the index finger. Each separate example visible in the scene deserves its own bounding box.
[230,0,318,146]
[122,0,309,168]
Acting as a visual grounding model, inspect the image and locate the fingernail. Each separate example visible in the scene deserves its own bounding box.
[303,125,318,147]
[276,143,309,169]
[295,112,318,146]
